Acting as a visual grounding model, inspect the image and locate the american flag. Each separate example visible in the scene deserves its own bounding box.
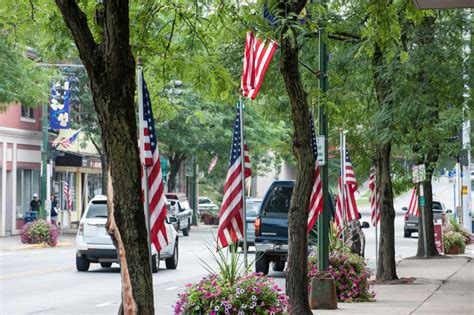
[307,114,323,233]
[335,149,360,230]
[139,71,168,252]
[52,129,81,149]
[64,173,72,211]
[369,167,381,226]
[217,108,251,249]
[407,188,419,217]
[241,31,277,100]
[208,156,218,174]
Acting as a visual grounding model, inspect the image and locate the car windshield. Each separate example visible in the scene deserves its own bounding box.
[433,202,443,211]
[199,198,210,204]
[180,200,191,210]
[262,186,293,214]
[246,201,261,216]
[86,201,108,218]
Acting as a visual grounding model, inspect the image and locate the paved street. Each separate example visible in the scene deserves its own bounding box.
[0,177,457,314]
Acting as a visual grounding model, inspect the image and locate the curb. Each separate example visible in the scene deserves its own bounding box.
[15,241,73,250]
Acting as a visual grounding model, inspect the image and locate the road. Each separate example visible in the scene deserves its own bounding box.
[0,177,453,314]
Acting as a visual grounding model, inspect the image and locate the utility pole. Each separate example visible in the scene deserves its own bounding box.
[310,0,337,309]
[41,102,48,216]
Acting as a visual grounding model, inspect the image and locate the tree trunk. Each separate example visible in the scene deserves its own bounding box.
[372,43,398,281]
[55,1,154,313]
[279,27,313,315]
[375,143,398,281]
[167,153,185,192]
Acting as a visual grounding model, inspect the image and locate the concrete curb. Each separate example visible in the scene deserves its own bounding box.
[15,241,73,250]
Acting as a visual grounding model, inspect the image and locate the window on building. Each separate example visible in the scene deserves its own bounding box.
[20,105,34,119]
[16,169,40,217]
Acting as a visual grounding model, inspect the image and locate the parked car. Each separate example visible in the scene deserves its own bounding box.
[198,196,219,213]
[238,198,263,249]
[76,195,178,272]
[165,192,193,236]
[402,200,450,238]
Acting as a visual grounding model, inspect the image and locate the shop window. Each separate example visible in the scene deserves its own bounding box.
[16,169,40,217]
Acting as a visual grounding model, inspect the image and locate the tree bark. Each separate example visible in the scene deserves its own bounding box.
[55,1,154,313]
[279,17,313,315]
[375,143,398,281]
[167,153,186,192]
[372,43,398,281]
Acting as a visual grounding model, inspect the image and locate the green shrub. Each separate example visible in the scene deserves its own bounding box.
[443,231,465,254]
[447,219,471,245]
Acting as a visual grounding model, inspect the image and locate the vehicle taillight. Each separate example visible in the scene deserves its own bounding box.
[78,222,84,236]
[405,212,409,221]
[254,217,261,237]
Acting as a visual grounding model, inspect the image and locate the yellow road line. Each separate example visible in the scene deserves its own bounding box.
[0,265,73,280]
[15,242,73,250]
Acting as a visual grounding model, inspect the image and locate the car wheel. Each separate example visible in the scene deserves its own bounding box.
[404,228,411,238]
[165,242,179,270]
[255,252,269,275]
[151,253,160,273]
[182,226,189,236]
[272,260,285,272]
[76,255,90,272]
[100,262,112,268]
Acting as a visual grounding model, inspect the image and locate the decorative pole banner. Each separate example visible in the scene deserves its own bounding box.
[49,80,71,129]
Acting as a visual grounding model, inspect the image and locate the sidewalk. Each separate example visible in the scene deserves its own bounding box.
[314,245,474,314]
[0,232,76,250]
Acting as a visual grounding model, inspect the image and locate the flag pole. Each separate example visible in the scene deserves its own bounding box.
[239,94,248,270]
[374,171,379,270]
[340,128,346,242]
[137,60,153,276]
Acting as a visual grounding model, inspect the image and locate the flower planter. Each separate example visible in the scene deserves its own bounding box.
[447,245,460,255]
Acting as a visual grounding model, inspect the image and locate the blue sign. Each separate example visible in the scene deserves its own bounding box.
[49,81,71,129]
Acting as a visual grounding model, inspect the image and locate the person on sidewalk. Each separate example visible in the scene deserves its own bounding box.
[29,193,41,219]
[50,194,59,227]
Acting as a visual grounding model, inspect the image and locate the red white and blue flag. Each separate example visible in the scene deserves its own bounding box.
[307,114,323,233]
[52,129,81,149]
[335,149,360,230]
[407,188,419,217]
[241,31,277,100]
[139,71,168,252]
[217,108,251,249]
[208,156,218,174]
[369,167,381,226]
[63,173,72,211]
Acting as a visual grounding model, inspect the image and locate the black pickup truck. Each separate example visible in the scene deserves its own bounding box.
[254,180,334,275]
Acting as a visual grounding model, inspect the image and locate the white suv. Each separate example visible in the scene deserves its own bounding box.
[76,195,178,273]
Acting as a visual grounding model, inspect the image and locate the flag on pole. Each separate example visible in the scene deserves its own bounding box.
[63,173,72,211]
[407,188,419,217]
[217,108,252,249]
[52,129,81,149]
[208,156,218,174]
[307,114,323,233]
[335,149,359,230]
[369,167,381,226]
[139,71,168,252]
[241,31,277,100]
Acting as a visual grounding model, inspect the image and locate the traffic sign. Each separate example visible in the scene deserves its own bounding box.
[316,136,326,166]
[412,164,426,183]
[420,196,425,207]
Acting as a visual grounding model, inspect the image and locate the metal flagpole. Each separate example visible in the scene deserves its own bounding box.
[374,172,378,270]
[239,95,248,270]
[340,129,346,241]
[137,63,153,276]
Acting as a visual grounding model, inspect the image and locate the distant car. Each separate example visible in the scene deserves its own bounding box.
[165,192,193,237]
[403,200,450,238]
[239,198,262,249]
[76,195,178,272]
[198,196,219,213]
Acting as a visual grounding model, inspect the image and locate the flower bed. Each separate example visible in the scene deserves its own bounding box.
[308,251,375,303]
[174,272,288,314]
[443,231,466,254]
[21,219,58,247]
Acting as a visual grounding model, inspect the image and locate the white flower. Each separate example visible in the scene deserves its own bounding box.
[57,113,69,127]
[50,99,64,111]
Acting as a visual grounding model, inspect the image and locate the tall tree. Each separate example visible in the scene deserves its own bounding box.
[55,1,153,313]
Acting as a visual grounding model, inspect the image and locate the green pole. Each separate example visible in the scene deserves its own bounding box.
[318,0,329,272]
[41,103,48,208]
[192,155,198,225]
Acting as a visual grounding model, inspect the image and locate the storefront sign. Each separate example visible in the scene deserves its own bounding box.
[434,223,444,254]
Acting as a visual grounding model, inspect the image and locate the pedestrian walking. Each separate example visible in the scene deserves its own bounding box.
[50,194,59,227]
[29,193,41,218]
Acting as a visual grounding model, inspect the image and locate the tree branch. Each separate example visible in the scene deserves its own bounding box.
[55,0,101,72]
